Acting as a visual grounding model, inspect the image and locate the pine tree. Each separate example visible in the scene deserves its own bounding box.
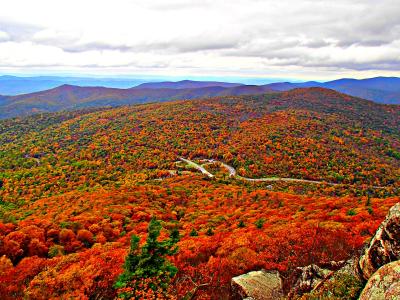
[189,228,198,236]
[114,218,179,299]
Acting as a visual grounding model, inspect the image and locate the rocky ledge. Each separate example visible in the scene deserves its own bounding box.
[359,202,400,280]
[231,202,400,299]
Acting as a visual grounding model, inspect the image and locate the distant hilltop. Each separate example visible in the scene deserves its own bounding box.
[0,76,400,119]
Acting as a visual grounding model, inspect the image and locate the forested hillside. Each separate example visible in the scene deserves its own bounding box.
[0,84,273,119]
[0,88,399,299]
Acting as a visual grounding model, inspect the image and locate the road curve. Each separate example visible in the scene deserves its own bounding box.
[187,158,337,185]
[179,157,214,178]
[180,157,389,189]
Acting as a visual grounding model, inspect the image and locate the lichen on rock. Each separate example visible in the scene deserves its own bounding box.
[231,269,284,300]
[359,260,400,300]
[359,203,400,280]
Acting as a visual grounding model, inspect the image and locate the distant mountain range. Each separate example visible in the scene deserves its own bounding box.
[0,75,150,95]
[264,77,400,105]
[135,79,242,89]
[0,83,274,119]
[0,76,399,119]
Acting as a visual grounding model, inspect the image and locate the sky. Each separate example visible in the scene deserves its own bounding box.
[0,0,400,81]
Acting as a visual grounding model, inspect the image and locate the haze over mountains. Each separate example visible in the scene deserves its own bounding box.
[0,75,150,95]
[0,76,399,119]
[265,77,400,105]
[135,80,242,89]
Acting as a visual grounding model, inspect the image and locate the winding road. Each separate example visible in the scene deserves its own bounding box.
[179,157,389,189]
[178,158,215,178]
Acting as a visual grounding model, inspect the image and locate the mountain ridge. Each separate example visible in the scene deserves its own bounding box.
[0,75,149,95]
[0,84,274,119]
[133,79,243,89]
[0,77,400,119]
[262,76,400,104]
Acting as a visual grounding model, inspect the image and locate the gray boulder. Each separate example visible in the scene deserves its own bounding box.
[359,203,400,280]
[359,260,400,300]
[231,270,284,300]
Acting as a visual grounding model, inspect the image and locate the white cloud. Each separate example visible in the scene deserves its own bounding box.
[0,30,9,41]
[0,0,399,79]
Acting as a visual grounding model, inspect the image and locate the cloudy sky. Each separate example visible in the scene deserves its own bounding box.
[0,0,399,81]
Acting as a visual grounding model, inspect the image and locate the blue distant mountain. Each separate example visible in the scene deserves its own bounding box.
[0,76,399,119]
[263,77,400,104]
[135,80,242,89]
[0,83,274,119]
[0,75,148,95]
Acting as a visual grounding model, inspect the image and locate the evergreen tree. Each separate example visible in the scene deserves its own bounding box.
[115,218,179,299]
[189,228,198,236]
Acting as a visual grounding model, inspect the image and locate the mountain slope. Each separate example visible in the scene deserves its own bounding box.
[326,77,400,92]
[0,84,273,119]
[0,87,399,299]
[1,87,398,205]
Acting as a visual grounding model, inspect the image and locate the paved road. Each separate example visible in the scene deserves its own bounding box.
[189,158,337,185]
[179,158,214,178]
[180,157,389,189]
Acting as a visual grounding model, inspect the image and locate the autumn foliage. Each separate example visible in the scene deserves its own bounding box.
[0,89,399,298]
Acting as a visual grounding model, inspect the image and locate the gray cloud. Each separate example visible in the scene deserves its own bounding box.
[0,0,399,77]
[0,19,43,42]
[29,27,242,54]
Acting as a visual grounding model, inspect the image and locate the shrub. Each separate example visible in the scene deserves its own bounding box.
[189,228,198,237]
[206,228,214,236]
[255,218,265,229]
[238,220,245,228]
[346,209,357,216]
[300,273,363,300]
[77,229,94,247]
[48,245,64,258]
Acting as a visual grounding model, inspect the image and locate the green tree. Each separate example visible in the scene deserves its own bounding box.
[114,218,180,299]
[255,218,265,229]
[189,228,198,236]
[206,227,214,236]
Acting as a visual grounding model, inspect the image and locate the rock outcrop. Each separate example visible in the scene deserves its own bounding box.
[231,270,284,300]
[287,260,361,298]
[359,203,400,280]
[231,203,400,299]
[288,202,400,298]
[287,264,333,298]
[359,260,400,300]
